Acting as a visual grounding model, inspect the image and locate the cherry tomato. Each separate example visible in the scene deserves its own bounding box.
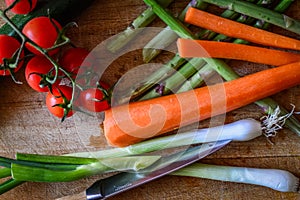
[80,83,111,112]
[25,56,60,92]
[59,47,93,75]
[5,0,37,14]
[0,35,24,76]
[46,85,74,119]
[22,16,62,55]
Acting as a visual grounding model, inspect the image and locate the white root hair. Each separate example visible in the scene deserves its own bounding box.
[260,104,298,138]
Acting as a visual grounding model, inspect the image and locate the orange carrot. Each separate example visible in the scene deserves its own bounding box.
[177,39,300,66]
[103,62,300,147]
[184,7,300,51]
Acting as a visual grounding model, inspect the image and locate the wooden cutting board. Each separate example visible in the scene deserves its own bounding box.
[0,1,299,199]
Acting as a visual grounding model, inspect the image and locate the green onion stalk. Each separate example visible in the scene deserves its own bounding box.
[106,0,174,53]
[0,155,161,194]
[141,0,300,136]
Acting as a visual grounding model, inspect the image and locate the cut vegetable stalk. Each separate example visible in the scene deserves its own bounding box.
[171,163,300,193]
[11,156,161,182]
[184,7,300,51]
[177,39,300,66]
[104,62,300,147]
[0,179,24,195]
[201,0,300,35]
[106,0,174,53]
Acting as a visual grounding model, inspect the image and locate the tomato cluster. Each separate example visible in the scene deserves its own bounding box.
[1,0,111,121]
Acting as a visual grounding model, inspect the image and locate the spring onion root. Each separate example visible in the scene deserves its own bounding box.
[171,163,300,193]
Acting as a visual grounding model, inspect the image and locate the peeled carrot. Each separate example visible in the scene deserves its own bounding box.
[177,39,300,66]
[184,7,300,51]
[103,62,300,147]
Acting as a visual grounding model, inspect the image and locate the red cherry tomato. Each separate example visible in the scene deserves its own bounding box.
[0,35,24,76]
[5,0,37,14]
[25,56,60,92]
[59,47,92,75]
[46,85,74,119]
[80,83,110,112]
[22,16,62,55]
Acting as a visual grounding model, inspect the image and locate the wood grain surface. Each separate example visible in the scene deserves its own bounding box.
[0,0,300,199]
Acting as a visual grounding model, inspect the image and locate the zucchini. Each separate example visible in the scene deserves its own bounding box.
[0,0,95,36]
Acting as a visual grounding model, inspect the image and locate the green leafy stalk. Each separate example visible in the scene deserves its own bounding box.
[16,154,98,165]
[0,179,24,195]
[143,0,208,63]
[201,0,300,35]
[0,168,11,179]
[11,156,161,182]
[106,0,174,53]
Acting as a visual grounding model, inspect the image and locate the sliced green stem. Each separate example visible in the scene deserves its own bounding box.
[201,0,300,34]
[16,153,98,165]
[0,168,11,179]
[11,156,161,182]
[0,179,24,195]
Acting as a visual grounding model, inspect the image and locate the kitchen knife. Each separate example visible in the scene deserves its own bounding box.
[86,140,231,200]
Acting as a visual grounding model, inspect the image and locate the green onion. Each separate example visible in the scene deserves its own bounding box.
[0,179,24,195]
[67,119,262,159]
[0,168,11,179]
[11,156,161,182]
[171,163,300,192]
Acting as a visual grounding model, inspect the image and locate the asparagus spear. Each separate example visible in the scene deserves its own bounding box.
[202,0,300,35]
[106,0,174,53]
[143,0,208,63]
[142,0,300,135]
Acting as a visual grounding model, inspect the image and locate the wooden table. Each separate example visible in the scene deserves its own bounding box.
[0,1,300,199]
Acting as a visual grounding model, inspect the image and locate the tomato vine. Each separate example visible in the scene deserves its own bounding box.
[0,0,111,121]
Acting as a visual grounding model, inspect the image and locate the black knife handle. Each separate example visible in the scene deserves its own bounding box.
[86,180,104,200]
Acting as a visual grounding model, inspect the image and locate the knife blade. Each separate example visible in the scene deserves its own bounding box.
[86,140,231,200]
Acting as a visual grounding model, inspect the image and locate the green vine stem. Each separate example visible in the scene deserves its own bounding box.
[0,7,81,119]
